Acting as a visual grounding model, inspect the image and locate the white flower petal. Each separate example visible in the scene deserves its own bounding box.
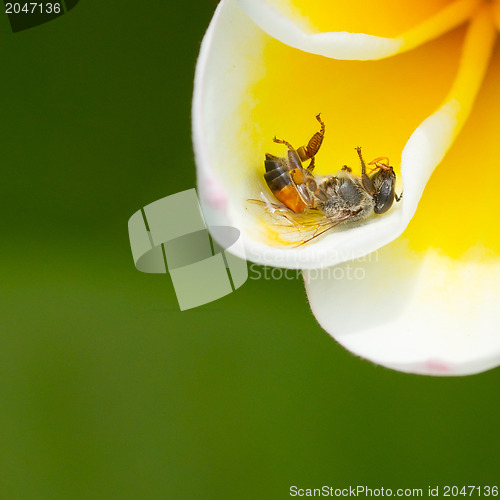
[304,241,500,376]
[237,0,402,60]
[237,0,479,60]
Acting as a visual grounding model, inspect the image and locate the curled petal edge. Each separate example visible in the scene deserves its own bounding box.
[304,241,500,376]
[237,0,481,61]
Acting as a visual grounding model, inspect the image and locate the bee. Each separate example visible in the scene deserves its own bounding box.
[252,114,402,245]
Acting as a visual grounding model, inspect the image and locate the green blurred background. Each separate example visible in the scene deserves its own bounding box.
[0,2,498,499]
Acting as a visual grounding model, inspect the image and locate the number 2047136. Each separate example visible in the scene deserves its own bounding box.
[5,3,61,14]
[444,486,498,496]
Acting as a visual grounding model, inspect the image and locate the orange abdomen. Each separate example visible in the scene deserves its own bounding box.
[273,184,308,213]
[264,154,309,213]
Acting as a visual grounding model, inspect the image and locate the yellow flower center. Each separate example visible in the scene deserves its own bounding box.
[278,0,456,37]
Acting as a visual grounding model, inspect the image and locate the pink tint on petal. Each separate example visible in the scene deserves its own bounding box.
[424,359,451,373]
[200,175,228,212]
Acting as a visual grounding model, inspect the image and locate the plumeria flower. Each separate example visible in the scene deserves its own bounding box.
[193,0,500,376]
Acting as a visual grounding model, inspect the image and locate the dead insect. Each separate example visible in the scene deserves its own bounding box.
[252,114,402,245]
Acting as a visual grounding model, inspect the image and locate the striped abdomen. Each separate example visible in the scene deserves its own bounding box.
[264,154,312,213]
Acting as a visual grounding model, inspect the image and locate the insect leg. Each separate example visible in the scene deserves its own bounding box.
[287,149,304,170]
[356,147,375,195]
[356,147,367,175]
[305,177,328,202]
[273,136,295,150]
[297,113,325,162]
[274,136,307,171]
[273,134,307,172]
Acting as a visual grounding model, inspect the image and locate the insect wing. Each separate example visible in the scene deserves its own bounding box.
[247,197,358,246]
